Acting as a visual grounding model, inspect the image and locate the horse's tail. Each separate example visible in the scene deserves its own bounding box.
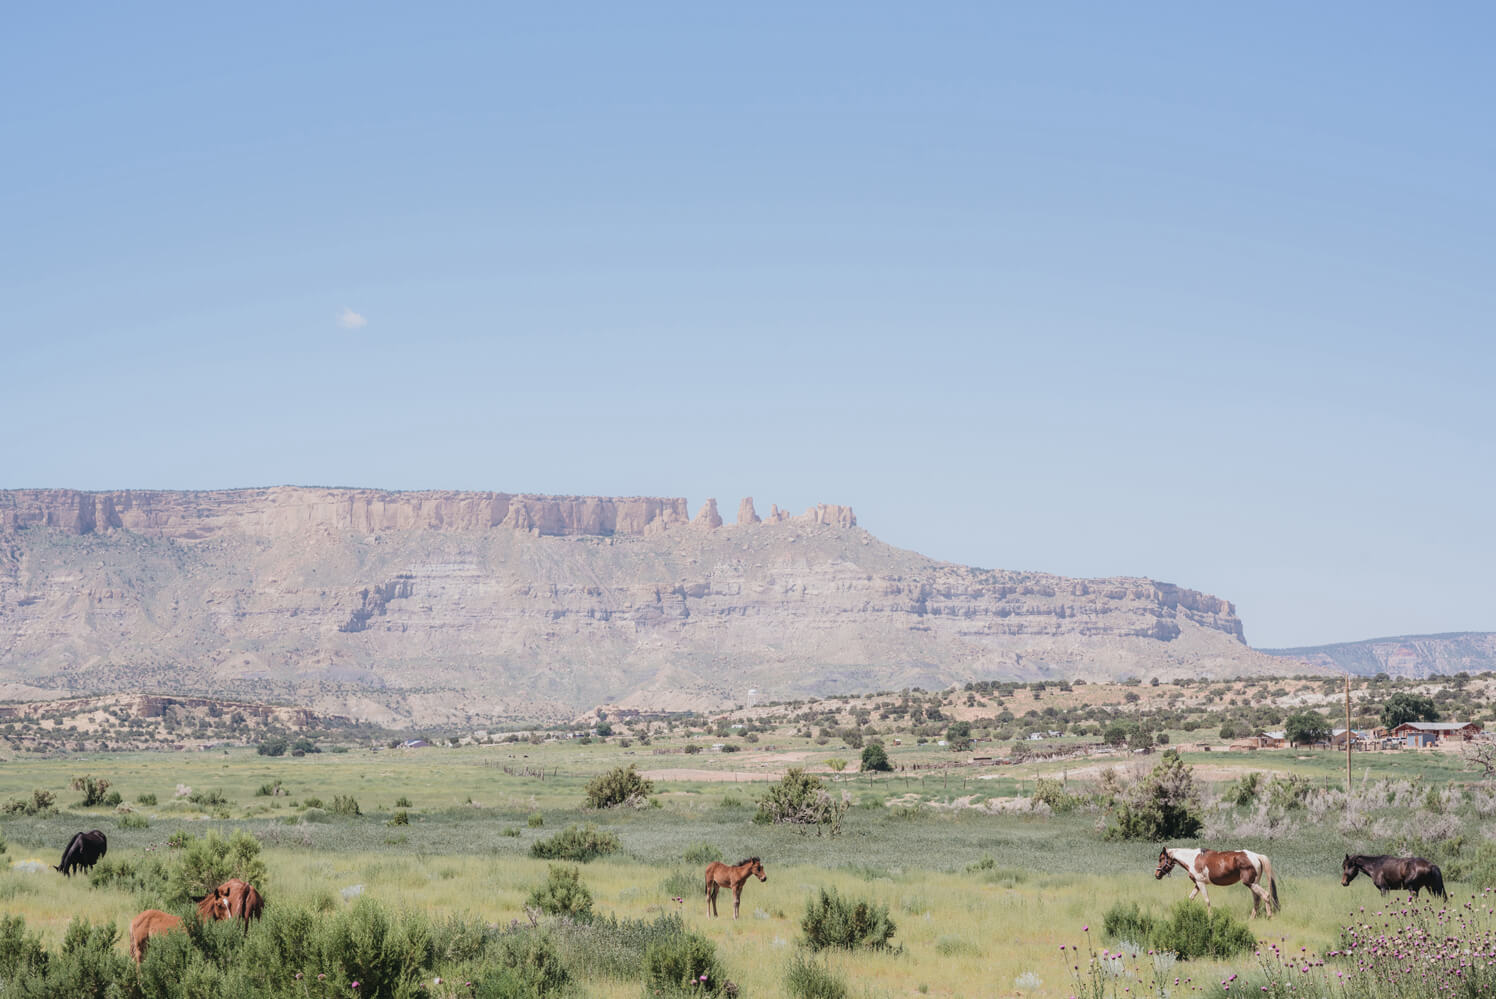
[1430,865,1448,900]
[1259,854,1280,914]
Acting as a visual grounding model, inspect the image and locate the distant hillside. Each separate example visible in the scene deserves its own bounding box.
[1262,632,1496,678]
[1,487,1320,726]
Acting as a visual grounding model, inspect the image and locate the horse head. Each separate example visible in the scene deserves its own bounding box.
[1341,854,1358,886]
[751,858,766,882]
[196,886,232,921]
[1154,849,1175,880]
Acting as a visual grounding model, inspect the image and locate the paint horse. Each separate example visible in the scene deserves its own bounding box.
[1155,848,1279,918]
[704,857,767,918]
[1342,854,1446,899]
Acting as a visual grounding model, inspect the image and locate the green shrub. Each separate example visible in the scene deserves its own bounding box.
[167,830,267,905]
[660,869,696,898]
[1032,777,1077,812]
[1224,771,1261,807]
[527,864,594,919]
[643,929,729,996]
[800,887,896,951]
[756,768,850,836]
[584,764,655,809]
[1103,750,1202,841]
[302,796,324,809]
[395,796,412,808]
[490,926,571,997]
[255,780,283,797]
[36,918,131,998]
[257,736,288,756]
[117,813,149,830]
[527,812,545,828]
[860,743,893,772]
[0,914,47,982]
[502,827,521,838]
[683,842,723,865]
[1267,774,1312,810]
[784,949,849,999]
[331,794,361,816]
[187,788,229,807]
[70,775,112,807]
[136,792,157,806]
[2,789,56,816]
[684,744,702,755]
[1102,900,1255,959]
[530,824,620,862]
[388,810,410,826]
[548,911,688,982]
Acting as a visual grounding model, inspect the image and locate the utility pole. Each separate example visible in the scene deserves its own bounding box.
[1345,673,1352,790]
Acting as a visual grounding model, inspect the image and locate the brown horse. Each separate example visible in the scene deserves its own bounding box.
[129,909,188,965]
[1342,854,1447,899]
[1155,847,1279,918]
[197,878,264,930]
[704,857,767,918]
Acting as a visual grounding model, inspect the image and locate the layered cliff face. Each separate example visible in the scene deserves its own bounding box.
[0,487,1309,726]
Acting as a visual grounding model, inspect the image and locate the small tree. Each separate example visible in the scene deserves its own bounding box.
[1284,711,1330,747]
[756,768,849,836]
[1103,749,1202,841]
[526,864,593,919]
[584,764,654,809]
[825,759,847,774]
[1380,693,1438,730]
[71,775,111,807]
[860,743,892,773]
[945,722,973,752]
[257,736,288,757]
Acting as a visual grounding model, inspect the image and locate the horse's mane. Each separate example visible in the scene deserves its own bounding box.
[735,857,760,867]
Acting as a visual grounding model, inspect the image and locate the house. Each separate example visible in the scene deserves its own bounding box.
[1254,731,1288,749]
[1329,729,1376,749]
[401,739,431,749]
[1391,721,1483,746]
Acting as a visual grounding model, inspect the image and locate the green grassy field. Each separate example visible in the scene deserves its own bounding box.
[2,737,1492,997]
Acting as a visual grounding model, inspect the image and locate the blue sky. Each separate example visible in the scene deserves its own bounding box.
[3,4,1492,648]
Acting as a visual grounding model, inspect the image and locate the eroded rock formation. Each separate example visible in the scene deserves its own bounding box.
[0,486,1311,725]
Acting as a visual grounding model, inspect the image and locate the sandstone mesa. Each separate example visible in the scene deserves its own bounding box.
[0,487,1317,727]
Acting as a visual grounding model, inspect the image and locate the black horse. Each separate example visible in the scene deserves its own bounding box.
[55,830,108,877]
[1342,853,1446,899]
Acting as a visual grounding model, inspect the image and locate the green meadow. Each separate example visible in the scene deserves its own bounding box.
[2,735,1493,997]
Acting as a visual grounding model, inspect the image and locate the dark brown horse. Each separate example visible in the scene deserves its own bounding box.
[197,878,264,930]
[704,857,766,918]
[1155,848,1279,918]
[1342,854,1446,899]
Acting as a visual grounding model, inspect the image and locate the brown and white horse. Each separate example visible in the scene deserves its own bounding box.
[1155,848,1279,918]
[704,857,767,918]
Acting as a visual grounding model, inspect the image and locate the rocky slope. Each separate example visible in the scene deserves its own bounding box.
[0,487,1316,726]
[1262,632,1496,678]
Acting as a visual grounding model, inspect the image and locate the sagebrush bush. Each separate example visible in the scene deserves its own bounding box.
[168,829,268,905]
[529,824,620,862]
[684,842,723,865]
[1103,750,1202,841]
[584,764,655,809]
[643,929,729,996]
[526,865,594,919]
[784,949,849,999]
[527,812,545,828]
[800,887,896,952]
[137,792,158,806]
[331,794,361,816]
[756,769,850,836]
[1102,900,1255,960]
[549,912,689,982]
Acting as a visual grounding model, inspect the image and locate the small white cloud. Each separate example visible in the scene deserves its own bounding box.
[337,307,368,330]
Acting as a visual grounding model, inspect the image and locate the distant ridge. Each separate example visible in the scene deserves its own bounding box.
[0,486,1320,726]
[1261,632,1496,678]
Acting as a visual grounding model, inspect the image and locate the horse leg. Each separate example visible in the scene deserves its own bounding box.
[1248,883,1271,918]
[733,883,743,919]
[1198,883,1211,912]
[706,883,718,917]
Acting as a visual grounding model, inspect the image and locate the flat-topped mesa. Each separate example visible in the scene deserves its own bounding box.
[0,488,692,540]
[0,488,858,540]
